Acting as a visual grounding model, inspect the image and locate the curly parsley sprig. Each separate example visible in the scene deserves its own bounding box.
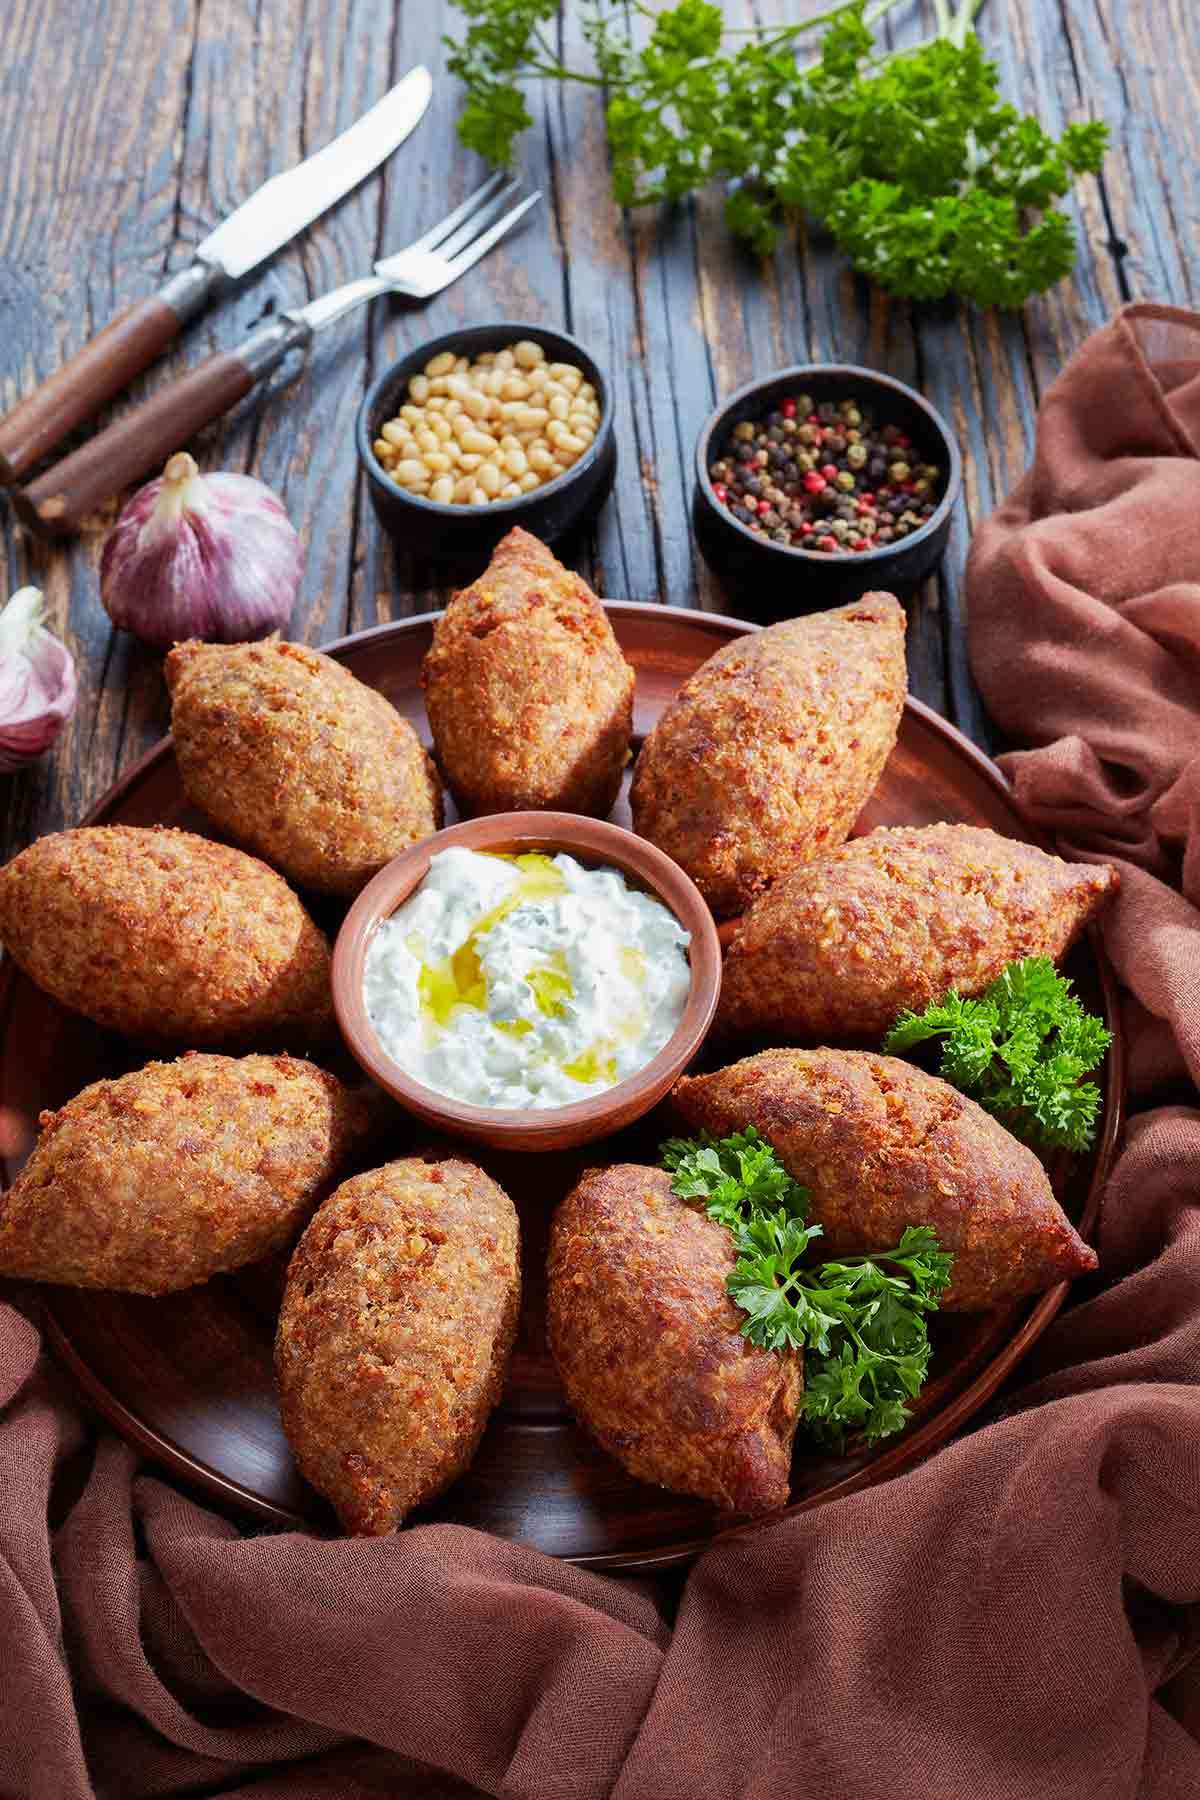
[445,0,1108,306]
[661,1130,953,1449]
[883,956,1111,1153]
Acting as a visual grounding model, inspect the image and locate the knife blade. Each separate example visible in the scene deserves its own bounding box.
[0,66,432,486]
[194,66,433,279]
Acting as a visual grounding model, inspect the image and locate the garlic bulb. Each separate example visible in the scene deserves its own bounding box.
[0,587,78,772]
[99,452,303,649]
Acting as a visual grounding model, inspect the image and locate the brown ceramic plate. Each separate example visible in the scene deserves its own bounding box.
[0,605,1123,1570]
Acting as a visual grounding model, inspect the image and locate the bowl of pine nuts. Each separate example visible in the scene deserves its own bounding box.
[357,322,617,569]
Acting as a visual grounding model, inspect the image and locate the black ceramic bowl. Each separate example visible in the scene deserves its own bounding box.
[357,321,616,575]
[693,363,962,617]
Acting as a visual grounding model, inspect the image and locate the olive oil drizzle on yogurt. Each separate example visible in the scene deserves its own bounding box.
[362,848,691,1109]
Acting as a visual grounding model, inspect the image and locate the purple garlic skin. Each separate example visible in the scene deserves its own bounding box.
[0,588,78,773]
[100,452,303,650]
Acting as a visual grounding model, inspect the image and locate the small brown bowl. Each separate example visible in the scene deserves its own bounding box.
[332,812,722,1153]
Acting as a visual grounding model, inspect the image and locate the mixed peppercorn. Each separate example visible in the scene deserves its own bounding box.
[707,394,944,554]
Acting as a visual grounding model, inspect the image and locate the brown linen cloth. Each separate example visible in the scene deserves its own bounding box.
[2,300,1200,1800]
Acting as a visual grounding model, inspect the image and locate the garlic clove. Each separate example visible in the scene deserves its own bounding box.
[0,587,78,773]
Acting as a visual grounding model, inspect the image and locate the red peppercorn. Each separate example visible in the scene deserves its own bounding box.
[896,433,910,449]
[781,399,797,418]
[817,534,838,552]
[821,463,838,481]
[802,471,826,493]
[855,499,874,516]
[807,413,820,424]
[902,481,917,494]
[713,483,728,502]
[757,500,771,515]
[849,537,866,551]
[800,519,815,534]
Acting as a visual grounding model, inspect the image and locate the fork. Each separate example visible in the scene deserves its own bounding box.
[16,178,543,537]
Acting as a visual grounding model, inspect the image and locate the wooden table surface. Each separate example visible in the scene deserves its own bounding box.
[1,0,1196,862]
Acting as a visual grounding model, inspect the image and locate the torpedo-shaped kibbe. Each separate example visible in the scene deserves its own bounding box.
[672,1049,1097,1312]
[0,1053,371,1294]
[547,1164,801,1514]
[630,593,906,917]
[717,824,1119,1044]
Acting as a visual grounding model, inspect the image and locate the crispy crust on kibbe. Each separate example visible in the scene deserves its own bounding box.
[547,1164,801,1514]
[421,527,635,816]
[0,1053,370,1294]
[672,1050,1097,1312]
[630,593,906,916]
[165,639,443,897]
[275,1157,520,1535]
[0,826,333,1046]
[718,823,1119,1044]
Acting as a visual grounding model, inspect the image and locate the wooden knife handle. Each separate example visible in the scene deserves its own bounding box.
[14,317,311,538]
[15,353,258,537]
[0,265,219,486]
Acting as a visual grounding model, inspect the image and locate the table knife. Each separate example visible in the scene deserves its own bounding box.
[0,65,433,487]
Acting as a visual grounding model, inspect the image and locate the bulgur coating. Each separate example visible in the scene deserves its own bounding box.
[275,1157,520,1535]
[547,1164,801,1515]
[673,1049,1097,1311]
[421,527,635,817]
[0,826,333,1046]
[718,824,1119,1043]
[0,1053,371,1294]
[165,639,443,896]
[630,593,906,916]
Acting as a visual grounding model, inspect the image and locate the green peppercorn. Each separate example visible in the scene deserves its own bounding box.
[912,477,931,495]
[889,460,911,483]
[846,443,868,469]
[796,394,813,415]
[844,405,863,428]
[733,421,755,441]
[920,464,940,482]
[781,418,798,435]
[835,470,857,492]
[798,423,820,446]
[830,519,851,541]
[795,451,816,473]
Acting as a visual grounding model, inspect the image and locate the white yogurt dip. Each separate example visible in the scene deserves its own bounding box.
[362,846,691,1109]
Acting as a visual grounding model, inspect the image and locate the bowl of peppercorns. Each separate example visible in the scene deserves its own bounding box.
[693,364,961,615]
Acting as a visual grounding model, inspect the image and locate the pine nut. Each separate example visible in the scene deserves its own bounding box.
[460,429,497,455]
[477,462,503,497]
[430,475,455,503]
[462,389,490,420]
[548,394,569,421]
[393,459,426,485]
[423,451,453,473]
[518,470,539,491]
[504,446,529,477]
[408,374,430,403]
[425,351,455,377]
[514,340,545,368]
[528,445,555,473]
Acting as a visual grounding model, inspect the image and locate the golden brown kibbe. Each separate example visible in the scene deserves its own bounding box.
[718,824,1119,1044]
[421,527,635,816]
[0,1053,370,1294]
[276,1157,520,1535]
[672,1050,1097,1312]
[0,826,333,1046]
[630,594,906,916]
[165,639,443,896]
[547,1165,801,1515]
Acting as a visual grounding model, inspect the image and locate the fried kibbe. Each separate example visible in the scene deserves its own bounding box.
[673,1050,1097,1311]
[0,1053,370,1294]
[0,826,333,1046]
[630,594,906,916]
[421,527,635,817]
[547,1164,801,1514]
[276,1157,520,1535]
[718,824,1119,1043]
[165,639,442,896]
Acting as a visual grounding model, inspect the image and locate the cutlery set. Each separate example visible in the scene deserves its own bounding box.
[0,67,541,537]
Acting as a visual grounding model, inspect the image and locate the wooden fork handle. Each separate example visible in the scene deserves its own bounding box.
[14,317,311,538]
[0,264,221,486]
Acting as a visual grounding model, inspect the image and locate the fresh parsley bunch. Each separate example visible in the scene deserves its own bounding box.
[883,956,1111,1153]
[662,1129,953,1449]
[446,0,1108,307]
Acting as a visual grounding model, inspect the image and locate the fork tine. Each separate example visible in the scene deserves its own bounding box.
[439,192,543,288]
[435,178,524,263]
[395,170,508,261]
